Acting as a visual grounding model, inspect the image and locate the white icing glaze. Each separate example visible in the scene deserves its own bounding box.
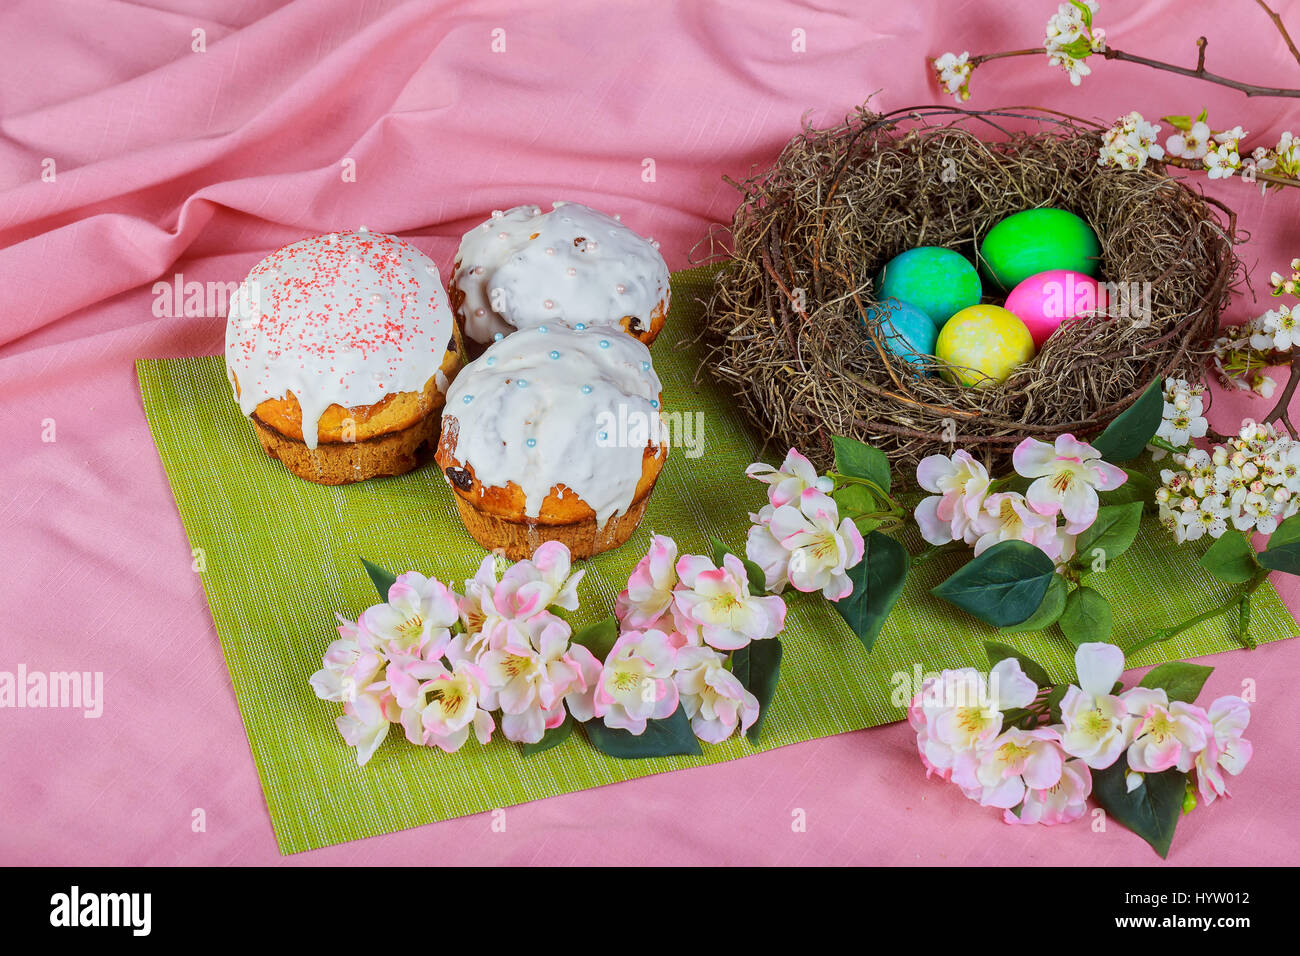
[443,324,667,527]
[451,202,670,345]
[224,230,453,449]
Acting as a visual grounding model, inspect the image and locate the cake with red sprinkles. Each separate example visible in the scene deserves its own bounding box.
[224,228,462,484]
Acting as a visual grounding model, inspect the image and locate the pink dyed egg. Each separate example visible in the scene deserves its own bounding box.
[1003,270,1108,347]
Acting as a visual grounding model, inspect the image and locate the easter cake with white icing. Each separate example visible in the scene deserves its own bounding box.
[225,229,462,485]
[436,323,668,559]
[449,202,670,350]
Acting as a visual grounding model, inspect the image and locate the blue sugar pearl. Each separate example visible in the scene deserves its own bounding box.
[575,322,586,331]
[599,339,610,349]
[526,438,537,448]
[640,361,651,371]
[650,399,659,409]
[485,356,497,366]
[598,431,608,441]
[538,325,549,333]
[493,332,504,341]
[517,379,528,388]
[462,394,474,404]
[550,350,560,360]
[581,384,593,394]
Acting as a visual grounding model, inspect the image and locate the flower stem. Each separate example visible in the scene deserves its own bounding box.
[1128,570,1268,654]
[910,541,967,566]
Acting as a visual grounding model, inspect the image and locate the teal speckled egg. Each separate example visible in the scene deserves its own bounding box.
[875,247,982,327]
[863,299,938,373]
[979,208,1101,292]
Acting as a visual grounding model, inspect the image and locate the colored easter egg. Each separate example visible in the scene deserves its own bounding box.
[978,208,1100,291]
[875,246,982,326]
[1003,270,1109,348]
[863,299,938,371]
[935,305,1036,387]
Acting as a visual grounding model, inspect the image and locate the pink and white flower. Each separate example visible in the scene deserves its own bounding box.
[615,534,683,632]
[1013,434,1127,533]
[914,450,991,546]
[746,496,864,600]
[309,615,386,703]
[589,628,680,734]
[674,553,787,650]
[389,656,495,753]
[746,448,833,508]
[972,491,1071,561]
[478,615,590,744]
[359,571,460,661]
[1120,686,1210,773]
[1006,757,1093,826]
[954,727,1065,809]
[673,645,760,743]
[908,659,1039,780]
[1194,695,1253,804]
[335,690,399,767]
[1058,642,1130,769]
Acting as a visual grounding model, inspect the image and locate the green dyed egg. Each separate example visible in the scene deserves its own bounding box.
[978,208,1101,292]
[875,247,982,327]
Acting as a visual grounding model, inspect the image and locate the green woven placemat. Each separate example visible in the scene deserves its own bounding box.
[137,265,1297,854]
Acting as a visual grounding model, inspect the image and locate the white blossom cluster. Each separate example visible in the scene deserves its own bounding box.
[1046,0,1106,85]
[1097,112,1164,171]
[1157,420,1300,542]
[1152,378,1208,457]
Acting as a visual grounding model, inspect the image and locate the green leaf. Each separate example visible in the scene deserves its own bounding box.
[1076,502,1143,567]
[833,531,909,652]
[999,573,1068,633]
[583,705,703,759]
[1139,661,1213,703]
[832,483,878,518]
[1098,467,1156,510]
[732,638,783,743]
[520,713,573,757]
[571,616,619,662]
[361,558,397,601]
[930,540,1056,627]
[1091,380,1164,463]
[832,435,891,493]
[1199,532,1259,584]
[710,538,766,595]
[982,642,1052,688]
[1259,512,1300,575]
[1058,586,1113,646]
[1070,0,1093,29]
[1160,114,1193,131]
[1092,760,1186,858]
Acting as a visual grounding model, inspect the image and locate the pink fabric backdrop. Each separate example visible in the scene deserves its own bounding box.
[3,0,1299,865]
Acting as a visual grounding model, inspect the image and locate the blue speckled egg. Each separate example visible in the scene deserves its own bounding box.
[863,299,938,372]
[875,247,983,326]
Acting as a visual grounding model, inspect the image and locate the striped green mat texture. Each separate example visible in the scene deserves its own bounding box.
[137,265,1297,854]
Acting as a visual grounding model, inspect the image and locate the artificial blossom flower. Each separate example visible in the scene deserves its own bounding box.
[1057,642,1130,769]
[907,659,1039,780]
[1120,686,1210,774]
[589,628,680,734]
[615,534,682,631]
[1006,757,1093,826]
[1194,695,1253,804]
[674,552,788,649]
[359,571,460,660]
[309,615,385,703]
[955,726,1065,809]
[913,450,991,546]
[1013,434,1126,533]
[745,497,864,601]
[673,645,760,743]
[745,447,833,508]
[335,690,398,767]
[972,491,1071,561]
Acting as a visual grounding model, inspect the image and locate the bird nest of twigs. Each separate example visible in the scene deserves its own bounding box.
[699,104,1240,476]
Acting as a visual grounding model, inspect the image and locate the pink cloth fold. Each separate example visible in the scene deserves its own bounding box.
[2,0,1298,864]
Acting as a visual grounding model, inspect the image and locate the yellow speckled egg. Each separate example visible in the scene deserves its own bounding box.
[935,305,1036,386]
